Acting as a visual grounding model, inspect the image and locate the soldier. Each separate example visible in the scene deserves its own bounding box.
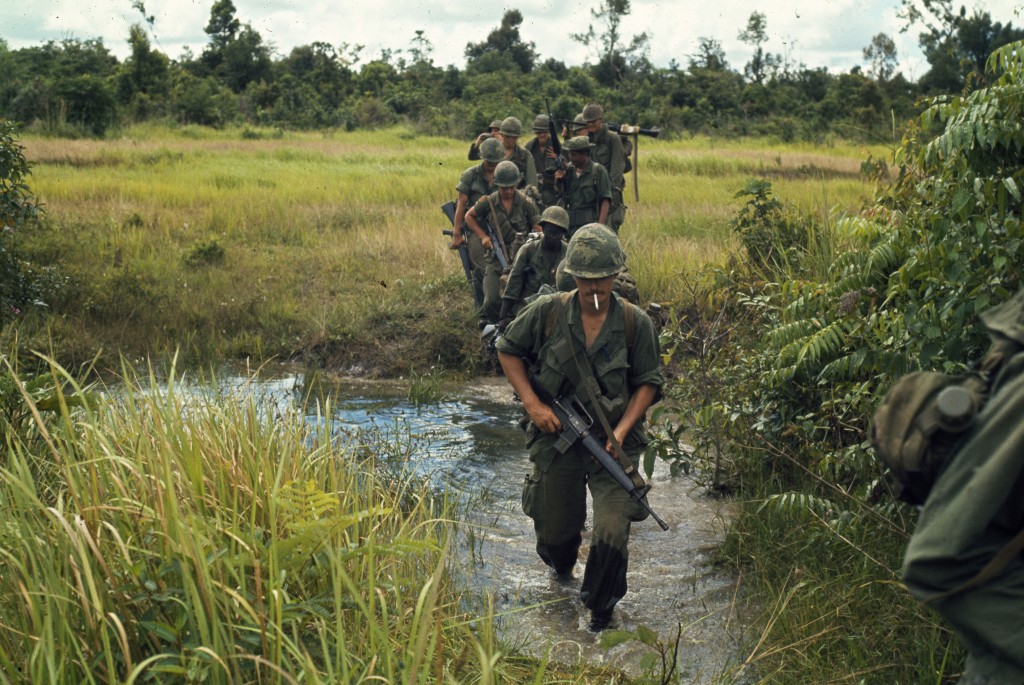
[452,136,504,310]
[495,224,664,632]
[468,119,503,161]
[583,103,627,232]
[898,290,1024,685]
[525,115,562,209]
[464,160,542,326]
[497,205,570,331]
[556,136,612,237]
[498,116,538,190]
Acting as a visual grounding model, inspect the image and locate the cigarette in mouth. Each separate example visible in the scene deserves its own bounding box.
[594,293,599,310]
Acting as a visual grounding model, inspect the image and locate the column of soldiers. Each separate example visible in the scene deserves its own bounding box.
[448,103,632,332]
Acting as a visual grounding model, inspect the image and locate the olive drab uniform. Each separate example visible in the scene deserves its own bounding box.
[589,125,627,232]
[902,291,1024,684]
[501,237,566,316]
[525,137,561,209]
[471,189,540,324]
[508,145,539,191]
[456,163,498,310]
[495,291,664,618]
[562,160,612,237]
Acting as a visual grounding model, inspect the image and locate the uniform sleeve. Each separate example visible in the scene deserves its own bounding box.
[628,308,665,402]
[456,167,475,196]
[472,194,492,222]
[596,165,613,201]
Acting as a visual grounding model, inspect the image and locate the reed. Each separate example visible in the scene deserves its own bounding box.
[0,357,621,683]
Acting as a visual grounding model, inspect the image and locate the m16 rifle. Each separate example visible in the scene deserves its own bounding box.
[527,373,670,531]
[441,201,473,286]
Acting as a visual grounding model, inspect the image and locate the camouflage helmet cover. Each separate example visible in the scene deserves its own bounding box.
[480,136,505,163]
[582,103,604,122]
[539,205,570,230]
[532,114,550,132]
[493,160,521,187]
[571,113,588,131]
[488,119,503,130]
[499,116,523,136]
[563,223,625,279]
[564,136,592,152]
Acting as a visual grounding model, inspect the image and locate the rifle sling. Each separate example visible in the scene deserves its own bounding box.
[553,292,638,479]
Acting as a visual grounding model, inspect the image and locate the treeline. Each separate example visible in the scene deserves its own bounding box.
[1,0,1022,141]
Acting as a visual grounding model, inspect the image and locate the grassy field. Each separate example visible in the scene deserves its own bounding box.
[12,124,885,374]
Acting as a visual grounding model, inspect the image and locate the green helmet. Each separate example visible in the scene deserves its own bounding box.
[480,136,505,163]
[571,113,588,132]
[532,114,550,132]
[488,119,503,130]
[540,205,570,230]
[582,103,604,122]
[494,160,520,187]
[563,224,624,279]
[499,116,522,137]
[564,135,592,152]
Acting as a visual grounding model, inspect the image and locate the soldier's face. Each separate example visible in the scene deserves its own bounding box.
[574,274,616,312]
[535,131,549,144]
[568,150,589,167]
[586,120,601,134]
[500,133,518,149]
[498,186,516,201]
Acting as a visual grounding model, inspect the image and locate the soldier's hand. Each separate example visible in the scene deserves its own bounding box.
[481,236,493,250]
[528,404,560,434]
[497,316,514,333]
[449,232,465,249]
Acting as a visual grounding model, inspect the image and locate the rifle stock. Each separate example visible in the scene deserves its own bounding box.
[527,374,669,531]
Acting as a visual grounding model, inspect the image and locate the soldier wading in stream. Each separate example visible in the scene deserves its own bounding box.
[495,224,664,632]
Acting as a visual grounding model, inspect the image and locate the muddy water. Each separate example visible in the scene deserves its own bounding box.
[207,372,747,683]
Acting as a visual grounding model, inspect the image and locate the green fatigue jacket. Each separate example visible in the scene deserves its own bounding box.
[471,189,541,255]
[457,164,499,309]
[590,125,626,192]
[496,290,664,461]
[501,238,566,314]
[903,291,1024,684]
[496,291,664,612]
[456,163,497,210]
[562,160,612,235]
[525,137,561,207]
[507,145,539,190]
[472,190,541,324]
[590,125,627,231]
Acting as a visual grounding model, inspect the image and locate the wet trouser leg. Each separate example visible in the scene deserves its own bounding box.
[580,464,634,613]
[466,231,486,311]
[522,445,587,574]
[480,253,503,325]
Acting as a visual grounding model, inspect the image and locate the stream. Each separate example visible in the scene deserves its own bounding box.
[200,371,748,683]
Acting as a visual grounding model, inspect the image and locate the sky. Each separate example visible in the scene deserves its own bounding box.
[2,0,1023,81]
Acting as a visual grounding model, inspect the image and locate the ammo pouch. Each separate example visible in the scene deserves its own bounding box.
[871,347,1010,505]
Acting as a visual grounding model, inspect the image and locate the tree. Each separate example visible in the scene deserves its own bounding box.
[863,32,898,81]
[571,0,650,85]
[689,37,729,72]
[464,10,537,74]
[738,12,778,84]
[0,120,45,323]
[117,24,170,118]
[200,0,271,92]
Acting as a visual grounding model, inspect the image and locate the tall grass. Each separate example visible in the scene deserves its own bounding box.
[12,125,884,372]
[0,357,615,684]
